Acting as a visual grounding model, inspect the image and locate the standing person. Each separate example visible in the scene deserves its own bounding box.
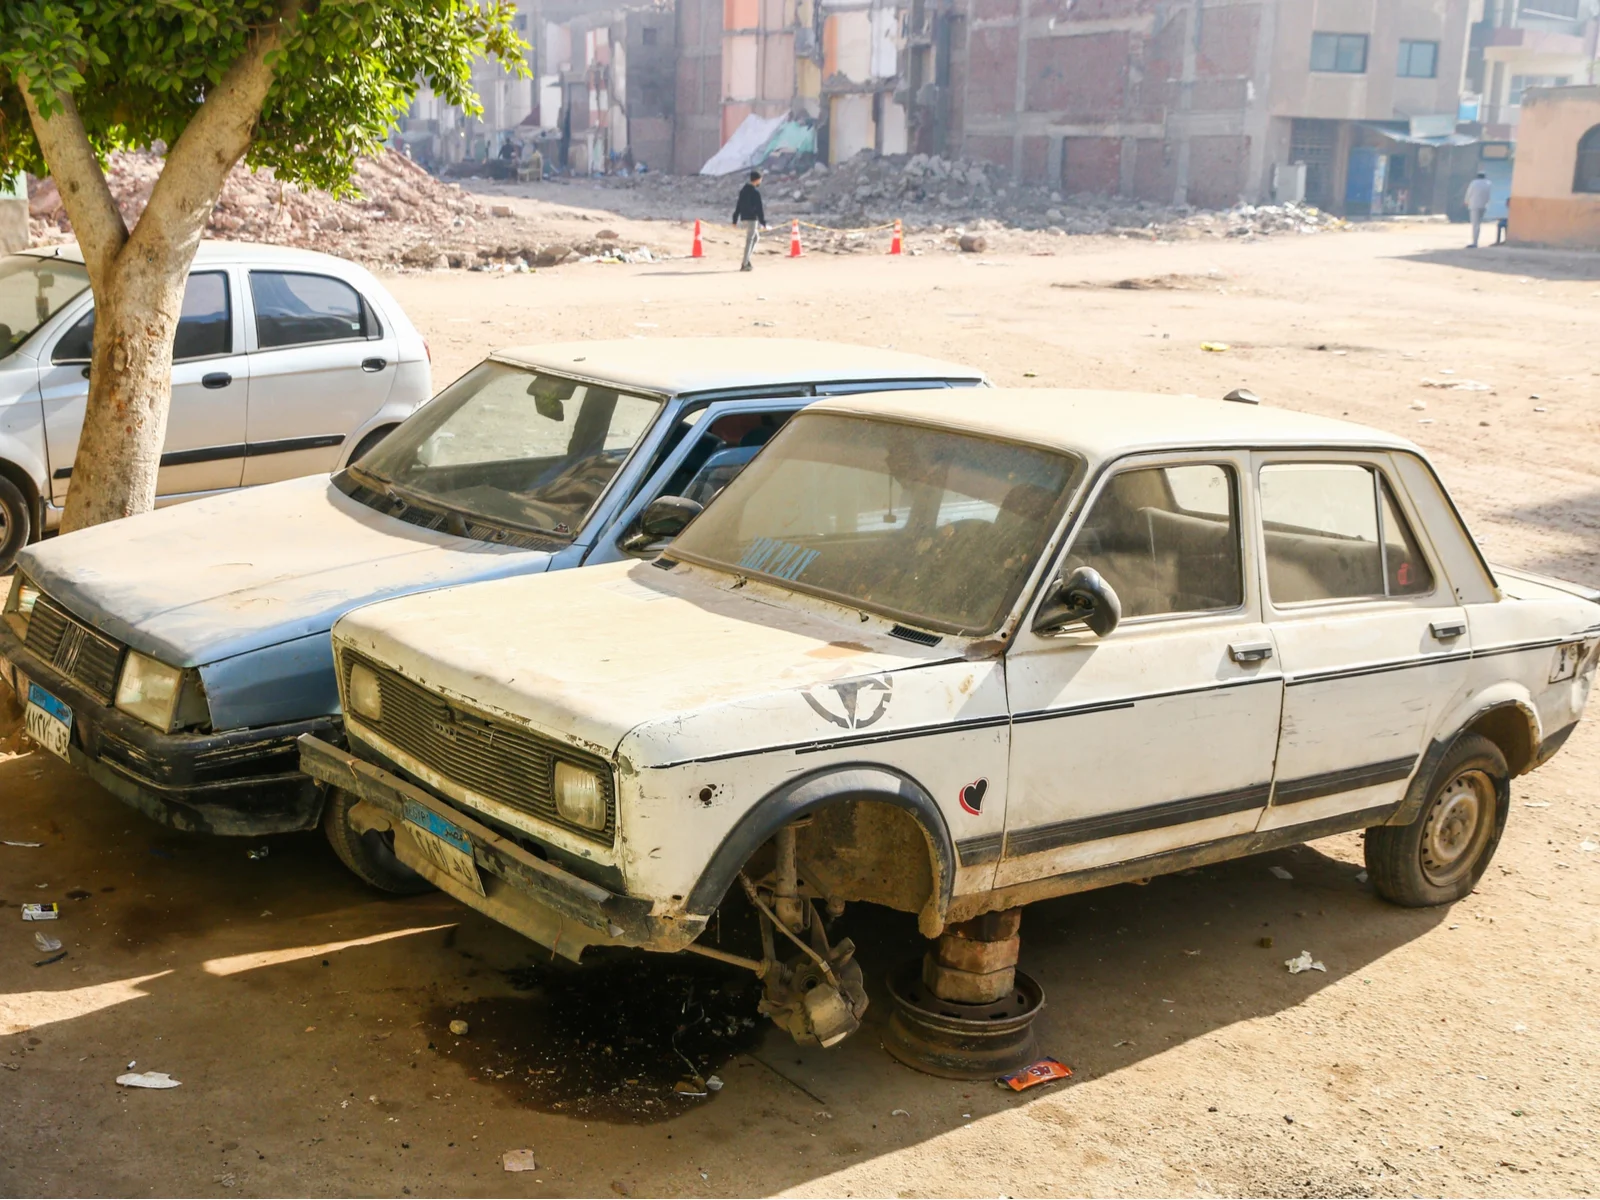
[1465,171,1493,248]
[733,170,767,272]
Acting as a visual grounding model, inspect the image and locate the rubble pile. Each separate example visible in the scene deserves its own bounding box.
[611,149,1346,245]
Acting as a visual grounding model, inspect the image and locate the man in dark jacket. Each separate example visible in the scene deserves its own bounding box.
[732,170,767,271]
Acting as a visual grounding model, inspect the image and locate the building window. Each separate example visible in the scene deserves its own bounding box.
[1509,74,1571,106]
[642,25,658,45]
[1576,125,1600,193]
[1397,40,1438,78]
[1520,0,1581,18]
[1310,32,1369,74]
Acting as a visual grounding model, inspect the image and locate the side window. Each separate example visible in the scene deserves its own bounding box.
[250,271,374,349]
[1063,463,1243,620]
[51,271,233,364]
[1260,463,1434,604]
[652,409,796,508]
[171,272,231,360]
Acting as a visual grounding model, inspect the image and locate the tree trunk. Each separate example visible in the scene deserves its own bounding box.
[18,0,302,534]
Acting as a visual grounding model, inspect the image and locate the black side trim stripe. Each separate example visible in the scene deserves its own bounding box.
[1470,637,1566,660]
[53,434,347,480]
[1012,673,1283,726]
[1288,652,1471,687]
[1271,755,1417,806]
[649,710,1009,768]
[956,833,1004,866]
[1003,782,1271,858]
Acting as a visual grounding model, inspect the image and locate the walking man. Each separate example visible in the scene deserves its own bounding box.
[733,170,767,271]
[1465,171,1493,248]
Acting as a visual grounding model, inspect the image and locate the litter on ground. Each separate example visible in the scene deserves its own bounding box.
[502,1149,537,1173]
[1286,951,1327,975]
[33,931,61,952]
[117,1071,182,1089]
[21,903,59,921]
[3,840,43,848]
[1269,866,1293,880]
[997,1058,1073,1092]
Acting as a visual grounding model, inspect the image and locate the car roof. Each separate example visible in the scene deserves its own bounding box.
[17,240,369,271]
[491,339,987,397]
[808,388,1418,461]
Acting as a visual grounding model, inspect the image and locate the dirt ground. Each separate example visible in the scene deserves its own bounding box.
[3,214,1598,1198]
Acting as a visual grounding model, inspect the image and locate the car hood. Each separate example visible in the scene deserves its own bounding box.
[334,559,960,763]
[20,475,549,666]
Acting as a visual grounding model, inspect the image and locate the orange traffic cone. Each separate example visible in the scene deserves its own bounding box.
[888,218,903,255]
[788,219,803,258]
[691,219,704,259]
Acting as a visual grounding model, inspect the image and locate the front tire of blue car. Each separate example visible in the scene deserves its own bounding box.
[322,787,435,895]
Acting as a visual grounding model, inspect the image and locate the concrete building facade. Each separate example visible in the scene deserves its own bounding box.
[1508,82,1600,242]
[1468,0,1600,138]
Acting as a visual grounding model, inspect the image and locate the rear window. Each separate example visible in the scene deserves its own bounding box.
[250,271,377,349]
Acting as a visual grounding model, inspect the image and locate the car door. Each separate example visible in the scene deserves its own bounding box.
[39,268,250,504]
[242,268,397,485]
[1253,452,1472,834]
[583,397,808,566]
[997,452,1283,887]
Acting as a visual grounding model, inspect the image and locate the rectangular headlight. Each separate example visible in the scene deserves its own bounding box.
[347,661,383,723]
[3,574,40,639]
[115,652,185,731]
[553,761,607,832]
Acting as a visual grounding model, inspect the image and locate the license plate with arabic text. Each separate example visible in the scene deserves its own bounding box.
[24,680,73,763]
[402,801,486,896]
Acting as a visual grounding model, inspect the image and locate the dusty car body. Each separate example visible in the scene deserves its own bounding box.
[302,388,1598,1047]
[0,341,985,851]
[0,242,431,571]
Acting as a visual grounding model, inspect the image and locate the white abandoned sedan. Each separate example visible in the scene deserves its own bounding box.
[301,389,1599,1070]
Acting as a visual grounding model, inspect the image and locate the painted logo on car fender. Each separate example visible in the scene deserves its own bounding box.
[803,674,893,730]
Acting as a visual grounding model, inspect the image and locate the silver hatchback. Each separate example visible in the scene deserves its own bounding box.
[0,241,432,570]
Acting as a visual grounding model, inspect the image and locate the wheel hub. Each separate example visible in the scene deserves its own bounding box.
[1421,770,1489,883]
[882,958,1044,1079]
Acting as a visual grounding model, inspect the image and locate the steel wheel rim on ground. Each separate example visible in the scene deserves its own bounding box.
[881,957,1044,1080]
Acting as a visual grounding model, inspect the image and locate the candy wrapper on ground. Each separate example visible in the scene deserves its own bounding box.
[997,1057,1073,1091]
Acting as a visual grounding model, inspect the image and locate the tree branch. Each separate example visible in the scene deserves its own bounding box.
[16,79,126,291]
[130,0,306,264]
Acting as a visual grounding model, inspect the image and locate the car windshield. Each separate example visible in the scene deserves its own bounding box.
[669,412,1081,635]
[0,257,91,359]
[356,360,663,537]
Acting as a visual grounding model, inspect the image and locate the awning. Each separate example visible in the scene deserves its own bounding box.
[1356,122,1478,147]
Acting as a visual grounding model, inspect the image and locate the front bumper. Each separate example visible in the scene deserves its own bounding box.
[297,734,689,961]
[1,620,336,836]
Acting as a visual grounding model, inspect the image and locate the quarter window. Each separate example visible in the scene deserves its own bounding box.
[1311,32,1368,74]
[1397,40,1438,79]
[250,271,378,349]
[1260,463,1434,604]
[52,271,232,364]
[1063,463,1243,620]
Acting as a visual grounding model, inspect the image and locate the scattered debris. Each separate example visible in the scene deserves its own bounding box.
[117,1071,182,1089]
[891,1108,911,1117]
[1523,801,1550,808]
[1224,387,1260,404]
[1259,936,1275,949]
[1420,378,1492,391]
[3,840,43,848]
[1269,866,1294,881]
[34,950,68,967]
[32,931,61,953]
[1580,841,1597,852]
[997,1058,1073,1092]
[21,903,59,921]
[1355,871,1369,883]
[448,1019,469,1036]
[246,846,269,861]
[705,1075,724,1092]
[502,1149,538,1173]
[673,1079,708,1098]
[1285,951,1327,975]
[1200,342,1231,353]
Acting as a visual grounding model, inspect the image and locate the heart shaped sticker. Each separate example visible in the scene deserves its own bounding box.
[959,778,988,815]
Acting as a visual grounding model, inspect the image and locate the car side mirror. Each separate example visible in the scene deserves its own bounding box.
[1031,566,1122,637]
[620,494,704,554]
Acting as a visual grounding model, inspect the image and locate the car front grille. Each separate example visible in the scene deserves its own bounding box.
[342,653,615,843]
[25,597,126,705]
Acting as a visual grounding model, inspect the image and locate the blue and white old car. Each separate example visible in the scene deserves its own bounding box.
[0,340,985,883]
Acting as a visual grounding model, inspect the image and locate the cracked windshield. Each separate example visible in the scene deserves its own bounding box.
[356,360,660,536]
[671,412,1079,634]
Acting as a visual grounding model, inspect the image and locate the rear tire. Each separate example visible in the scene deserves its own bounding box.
[0,475,31,575]
[1365,733,1508,907]
[322,787,434,895]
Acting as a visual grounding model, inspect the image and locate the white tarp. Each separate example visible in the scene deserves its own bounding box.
[699,113,788,176]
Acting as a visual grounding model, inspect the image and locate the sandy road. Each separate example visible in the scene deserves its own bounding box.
[2,218,1598,1198]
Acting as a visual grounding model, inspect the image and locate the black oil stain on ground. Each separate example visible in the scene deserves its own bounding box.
[430,951,765,1123]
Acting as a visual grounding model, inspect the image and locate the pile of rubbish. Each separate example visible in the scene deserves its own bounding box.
[24,148,627,270]
[616,148,1346,244]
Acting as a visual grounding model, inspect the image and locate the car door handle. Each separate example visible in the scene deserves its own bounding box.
[361,357,388,373]
[79,366,91,380]
[1430,620,1467,640]
[1229,641,1274,663]
[202,372,232,389]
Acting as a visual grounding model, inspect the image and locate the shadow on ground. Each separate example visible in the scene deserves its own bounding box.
[1395,243,1600,281]
[1,726,1448,1196]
